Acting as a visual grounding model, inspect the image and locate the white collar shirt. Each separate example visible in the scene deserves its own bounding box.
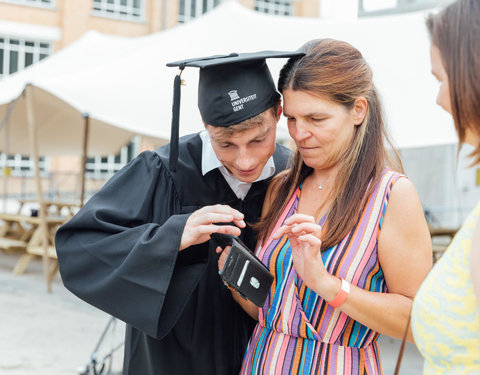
[200,130,275,200]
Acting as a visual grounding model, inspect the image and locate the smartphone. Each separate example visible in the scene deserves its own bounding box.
[210,233,273,307]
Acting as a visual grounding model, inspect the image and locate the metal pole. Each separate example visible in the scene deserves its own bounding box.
[162,0,168,30]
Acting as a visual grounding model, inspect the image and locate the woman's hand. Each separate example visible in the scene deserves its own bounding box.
[273,214,338,299]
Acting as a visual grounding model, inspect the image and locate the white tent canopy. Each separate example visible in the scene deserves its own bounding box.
[0,0,456,156]
[0,31,142,105]
[0,31,167,156]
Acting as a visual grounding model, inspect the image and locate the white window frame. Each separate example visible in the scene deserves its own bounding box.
[361,0,398,12]
[86,137,140,180]
[0,36,52,78]
[92,0,145,22]
[178,0,222,24]
[254,0,294,16]
[0,34,52,176]
[358,0,438,16]
[0,0,55,8]
[0,153,48,177]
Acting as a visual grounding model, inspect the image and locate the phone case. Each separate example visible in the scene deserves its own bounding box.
[211,233,273,307]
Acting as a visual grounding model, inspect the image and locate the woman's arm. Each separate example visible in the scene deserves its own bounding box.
[339,178,432,341]
[276,177,432,342]
[471,216,480,313]
[375,177,433,341]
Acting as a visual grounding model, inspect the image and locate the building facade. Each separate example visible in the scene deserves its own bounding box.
[0,0,321,65]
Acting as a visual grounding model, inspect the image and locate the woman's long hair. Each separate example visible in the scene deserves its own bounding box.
[426,0,480,164]
[257,39,402,250]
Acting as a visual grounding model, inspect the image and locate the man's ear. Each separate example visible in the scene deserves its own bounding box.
[277,102,283,119]
[353,97,368,126]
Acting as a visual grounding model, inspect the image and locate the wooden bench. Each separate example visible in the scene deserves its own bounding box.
[17,199,80,217]
[429,226,458,263]
[0,213,66,282]
[27,245,57,258]
[0,238,27,251]
[14,245,58,277]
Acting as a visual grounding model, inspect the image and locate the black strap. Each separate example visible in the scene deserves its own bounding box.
[394,314,411,375]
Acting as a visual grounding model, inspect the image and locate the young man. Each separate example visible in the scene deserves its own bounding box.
[55,51,302,374]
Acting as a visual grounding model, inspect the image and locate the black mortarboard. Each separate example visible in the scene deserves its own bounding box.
[166,50,305,172]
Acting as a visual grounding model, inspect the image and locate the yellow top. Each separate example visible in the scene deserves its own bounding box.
[412,202,480,375]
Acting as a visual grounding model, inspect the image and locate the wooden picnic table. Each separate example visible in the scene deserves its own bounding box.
[17,199,80,217]
[0,199,79,292]
[0,213,67,283]
[428,225,458,262]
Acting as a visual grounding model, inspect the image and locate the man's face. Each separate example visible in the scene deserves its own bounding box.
[207,110,279,183]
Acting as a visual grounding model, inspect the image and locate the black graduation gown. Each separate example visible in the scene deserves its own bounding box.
[55,133,290,375]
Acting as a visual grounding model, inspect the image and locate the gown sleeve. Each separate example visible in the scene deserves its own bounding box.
[55,151,207,339]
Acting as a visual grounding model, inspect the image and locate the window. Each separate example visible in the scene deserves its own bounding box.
[178,0,222,23]
[361,0,398,11]
[0,0,54,7]
[358,0,438,16]
[254,0,294,16]
[0,37,52,78]
[86,137,139,179]
[92,0,144,21]
[0,153,48,177]
[0,37,51,176]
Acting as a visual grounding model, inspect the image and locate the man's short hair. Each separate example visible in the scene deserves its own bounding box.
[206,101,280,139]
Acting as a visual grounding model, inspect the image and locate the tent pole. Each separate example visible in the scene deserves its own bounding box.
[25,84,51,293]
[162,0,168,30]
[80,113,89,207]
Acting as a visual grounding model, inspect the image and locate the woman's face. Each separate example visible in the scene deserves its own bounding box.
[430,43,478,145]
[430,44,452,115]
[283,89,364,171]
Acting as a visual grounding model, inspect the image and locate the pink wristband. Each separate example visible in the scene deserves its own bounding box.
[328,278,350,308]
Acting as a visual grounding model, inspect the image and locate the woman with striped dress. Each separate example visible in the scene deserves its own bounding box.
[218,39,432,374]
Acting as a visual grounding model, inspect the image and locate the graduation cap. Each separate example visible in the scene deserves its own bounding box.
[166,50,305,172]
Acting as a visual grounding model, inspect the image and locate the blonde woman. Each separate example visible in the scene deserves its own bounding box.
[411,1,480,373]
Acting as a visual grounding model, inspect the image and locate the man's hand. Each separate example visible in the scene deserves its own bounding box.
[179,205,245,251]
[216,244,231,272]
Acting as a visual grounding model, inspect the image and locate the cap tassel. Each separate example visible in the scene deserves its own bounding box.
[169,67,184,172]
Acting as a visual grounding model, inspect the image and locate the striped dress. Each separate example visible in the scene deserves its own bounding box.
[240,170,402,375]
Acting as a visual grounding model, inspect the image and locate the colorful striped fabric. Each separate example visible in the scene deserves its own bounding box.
[240,170,402,375]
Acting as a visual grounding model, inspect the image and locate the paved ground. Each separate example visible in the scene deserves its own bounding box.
[0,251,425,375]
[0,252,124,375]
